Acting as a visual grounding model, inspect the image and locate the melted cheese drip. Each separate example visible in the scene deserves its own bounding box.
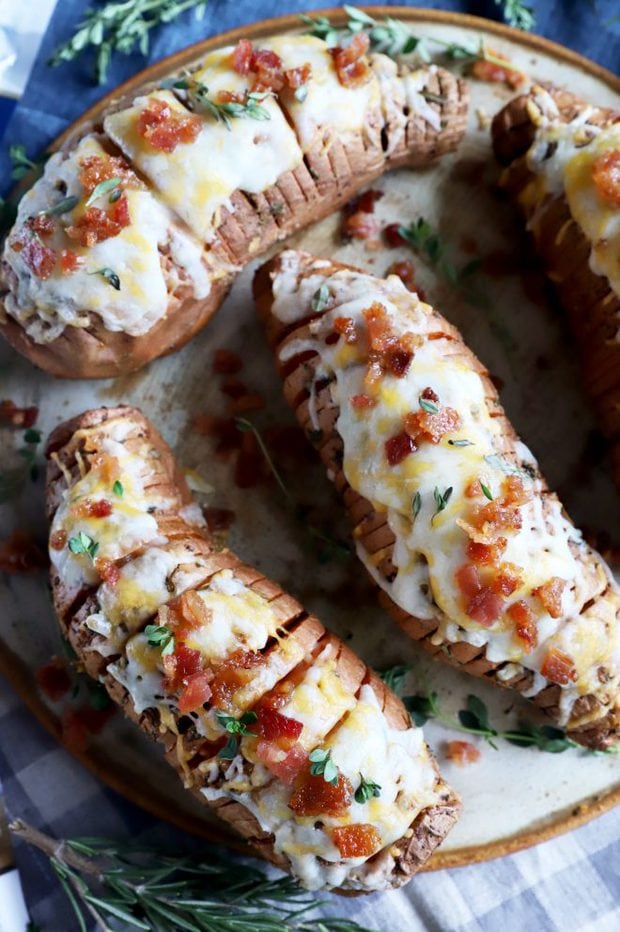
[204,685,440,891]
[271,255,620,719]
[2,135,210,342]
[261,36,381,149]
[523,92,620,300]
[104,82,302,242]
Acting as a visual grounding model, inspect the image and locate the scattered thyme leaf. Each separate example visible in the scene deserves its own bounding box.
[112,480,124,498]
[216,711,258,736]
[412,490,422,520]
[311,283,330,313]
[480,482,494,501]
[448,439,474,447]
[218,734,240,760]
[43,195,79,217]
[91,267,120,290]
[85,177,123,207]
[354,774,382,804]
[432,485,453,522]
[309,747,339,785]
[377,664,410,694]
[67,532,99,561]
[144,623,175,655]
[419,395,439,415]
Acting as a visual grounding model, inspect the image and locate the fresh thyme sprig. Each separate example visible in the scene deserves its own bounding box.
[377,664,410,694]
[309,747,340,785]
[394,219,482,301]
[163,77,272,128]
[234,417,351,562]
[145,623,175,655]
[10,820,374,932]
[0,427,41,503]
[497,0,536,31]
[301,7,526,72]
[49,0,210,84]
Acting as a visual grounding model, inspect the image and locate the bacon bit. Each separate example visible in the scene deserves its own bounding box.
[330,33,371,88]
[95,558,120,588]
[592,150,620,207]
[508,600,538,652]
[363,302,415,383]
[256,707,303,744]
[385,430,416,466]
[250,47,285,91]
[351,393,377,409]
[79,154,132,194]
[0,400,38,428]
[455,563,482,598]
[289,772,353,817]
[465,479,482,498]
[541,647,578,686]
[213,348,243,374]
[285,63,312,89]
[0,530,47,573]
[82,498,113,518]
[467,587,505,627]
[28,214,55,237]
[178,670,213,714]
[110,193,130,226]
[66,205,129,247]
[334,316,358,344]
[232,38,253,74]
[210,650,264,709]
[203,507,235,532]
[491,563,522,596]
[466,537,507,566]
[384,223,407,247]
[14,236,56,279]
[136,97,201,152]
[342,210,379,242]
[332,823,381,859]
[50,529,67,551]
[59,249,83,275]
[163,643,203,692]
[216,89,245,104]
[36,657,72,701]
[346,189,383,215]
[466,476,531,541]
[533,577,566,619]
[386,259,425,298]
[170,590,212,636]
[404,405,461,445]
[256,741,308,785]
[470,51,525,89]
[445,740,481,766]
[61,704,116,751]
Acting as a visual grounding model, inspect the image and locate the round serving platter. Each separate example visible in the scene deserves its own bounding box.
[1,6,619,873]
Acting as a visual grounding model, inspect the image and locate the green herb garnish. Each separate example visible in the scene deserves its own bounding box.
[112,480,124,498]
[43,195,79,217]
[432,485,453,522]
[169,78,271,128]
[67,531,99,561]
[412,490,422,520]
[91,267,121,290]
[419,394,439,415]
[354,775,382,804]
[85,177,123,207]
[9,144,37,180]
[216,710,258,737]
[497,0,535,31]
[395,218,482,301]
[144,623,175,655]
[378,664,410,694]
[311,284,330,313]
[480,482,494,501]
[448,439,474,448]
[309,747,339,786]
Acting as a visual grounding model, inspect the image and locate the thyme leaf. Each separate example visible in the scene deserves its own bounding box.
[395,218,483,302]
[144,623,175,655]
[311,283,330,313]
[67,532,99,561]
[432,485,453,522]
[91,267,121,290]
[497,0,535,31]
[169,78,272,128]
[354,774,382,804]
[377,664,410,694]
[309,747,339,785]
[216,710,257,736]
[85,177,123,207]
[412,490,422,520]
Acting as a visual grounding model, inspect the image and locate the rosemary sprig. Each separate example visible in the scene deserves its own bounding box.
[49,0,210,84]
[301,7,526,72]
[0,427,41,503]
[235,417,351,562]
[163,77,272,128]
[10,820,374,932]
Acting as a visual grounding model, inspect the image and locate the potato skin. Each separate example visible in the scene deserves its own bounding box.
[491,86,620,489]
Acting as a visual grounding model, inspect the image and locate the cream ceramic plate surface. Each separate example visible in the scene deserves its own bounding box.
[0,8,619,871]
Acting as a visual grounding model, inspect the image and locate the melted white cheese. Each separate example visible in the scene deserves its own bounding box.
[270,253,620,719]
[523,92,620,300]
[104,84,302,242]
[2,134,211,342]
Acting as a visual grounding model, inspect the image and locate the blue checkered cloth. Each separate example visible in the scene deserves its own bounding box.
[1,2,619,929]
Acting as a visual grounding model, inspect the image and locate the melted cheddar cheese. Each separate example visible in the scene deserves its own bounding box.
[271,254,620,723]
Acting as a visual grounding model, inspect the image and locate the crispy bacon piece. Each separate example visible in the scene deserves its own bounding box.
[36,657,72,701]
[533,577,566,619]
[404,403,461,445]
[455,564,504,626]
[385,431,416,466]
[466,476,532,541]
[342,210,379,242]
[136,97,201,152]
[508,600,538,652]
[466,537,507,566]
[0,530,47,573]
[386,259,425,298]
[79,154,132,194]
[332,823,382,858]
[445,740,481,766]
[541,647,578,686]
[250,47,285,91]
[178,670,213,713]
[256,741,308,784]
[255,706,303,744]
[210,650,264,709]
[213,348,243,374]
[76,498,113,519]
[470,51,525,90]
[289,772,353,817]
[163,643,203,692]
[330,33,372,88]
[59,249,83,275]
[13,235,56,279]
[592,150,620,207]
[66,203,130,248]
[363,302,415,383]
[384,223,407,247]
[28,214,55,237]
[95,558,120,587]
[50,529,67,551]
[351,393,377,410]
[285,63,312,89]
[232,38,253,75]
[0,400,38,428]
[491,562,522,596]
[334,316,358,344]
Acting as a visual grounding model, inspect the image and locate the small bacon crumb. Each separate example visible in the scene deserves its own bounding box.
[0,400,38,428]
[445,740,481,766]
[470,50,526,89]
